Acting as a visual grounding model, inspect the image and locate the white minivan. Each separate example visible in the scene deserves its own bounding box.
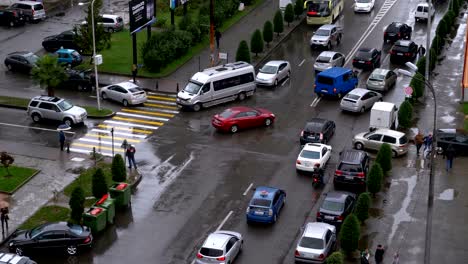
[176,61,256,112]
[415,2,435,22]
[279,0,292,12]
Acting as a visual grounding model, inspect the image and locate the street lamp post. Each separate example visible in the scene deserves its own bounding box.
[111,127,114,157]
[398,63,436,264]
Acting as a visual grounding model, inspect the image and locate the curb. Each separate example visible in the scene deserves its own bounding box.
[87,112,116,119]
[0,104,27,110]
[130,171,143,193]
[0,169,41,195]
[97,80,178,95]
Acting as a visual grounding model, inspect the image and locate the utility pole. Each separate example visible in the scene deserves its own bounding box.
[425,0,431,85]
[209,0,214,66]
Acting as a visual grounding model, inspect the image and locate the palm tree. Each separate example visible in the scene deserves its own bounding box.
[31,55,68,97]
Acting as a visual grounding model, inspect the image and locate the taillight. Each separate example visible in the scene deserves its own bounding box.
[314,84,317,88]
[365,61,371,64]
[333,88,337,93]
[83,236,91,243]
[405,52,411,56]
[357,172,365,177]
[318,253,325,259]
[216,256,226,261]
[316,212,321,217]
[336,215,344,221]
[197,253,203,259]
[300,130,304,137]
[268,209,273,216]
[335,170,343,176]
[296,160,301,164]
[295,250,300,256]
[353,59,357,63]
[319,133,323,140]
[397,33,401,37]
[313,178,318,182]
[384,32,387,36]
[390,50,395,54]
[314,163,320,167]
[31,9,34,16]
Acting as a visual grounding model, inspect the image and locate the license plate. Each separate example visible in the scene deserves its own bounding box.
[325,215,334,220]
[345,175,354,180]
[397,53,403,55]
[304,161,312,167]
[254,211,264,215]
[321,89,328,93]
[359,60,365,63]
[307,135,317,139]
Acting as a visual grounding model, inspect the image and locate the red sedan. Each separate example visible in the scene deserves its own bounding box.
[212,106,276,133]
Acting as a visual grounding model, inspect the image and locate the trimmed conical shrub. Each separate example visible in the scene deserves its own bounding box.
[375,143,393,173]
[112,154,126,182]
[354,192,371,224]
[294,0,304,19]
[273,10,284,36]
[263,21,274,47]
[398,100,413,129]
[236,40,251,63]
[92,168,108,199]
[367,163,383,196]
[69,186,85,224]
[339,214,360,255]
[251,29,264,56]
[284,4,295,26]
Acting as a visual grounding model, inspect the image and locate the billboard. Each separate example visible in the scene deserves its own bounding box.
[129,0,155,34]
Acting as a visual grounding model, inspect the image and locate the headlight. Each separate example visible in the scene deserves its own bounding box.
[9,242,13,247]
[246,207,250,214]
[268,209,273,216]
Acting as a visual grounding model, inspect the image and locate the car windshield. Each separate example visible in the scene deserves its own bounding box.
[317,76,334,85]
[68,224,84,236]
[392,45,410,52]
[300,150,321,159]
[251,198,271,207]
[338,163,363,172]
[322,200,344,212]
[183,81,203,94]
[369,73,385,81]
[307,1,330,14]
[315,29,330,36]
[299,237,324,249]
[399,136,408,144]
[316,56,331,63]
[219,109,235,118]
[57,100,74,111]
[25,53,39,65]
[29,225,45,238]
[344,94,361,100]
[356,51,372,60]
[129,88,144,93]
[200,247,223,257]
[259,65,278,74]
[356,0,371,2]
[71,51,80,58]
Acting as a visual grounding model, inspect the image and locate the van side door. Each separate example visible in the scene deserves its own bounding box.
[199,82,211,103]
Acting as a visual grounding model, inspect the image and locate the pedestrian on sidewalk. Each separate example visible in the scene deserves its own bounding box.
[59,130,65,151]
[1,206,9,236]
[374,244,385,264]
[392,252,400,264]
[215,29,222,49]
[360,249,370,264]
[418,44,426,58]
[423,133,433,152]
[126,145,137,169]
[443,144,456,171]
[414,130,424,156]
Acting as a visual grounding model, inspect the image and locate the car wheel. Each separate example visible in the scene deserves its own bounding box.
[287,71,291,78]
[392,150,398,158]
[108,28,114,33]
[273,213,277,223]
[66,245,78,256]
[15,247,24,256]
[31,113,41,123]
[9,21,14,27]
[327,42,332,50]
[193,103,202,112]
[238,92,246,101]
[64,118,74,127]
[355,142,364,150]
[77,84,85,91]
[101,92,107,100]
[360,106,365,113]
[379,97,383,102]
[230,125,238,133]
[122,99,129,107]
[6,64,12,71]
[274,79,278,86]
[264,118,272,126]
[337,35,342,44]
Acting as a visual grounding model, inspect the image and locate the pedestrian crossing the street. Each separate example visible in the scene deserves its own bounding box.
[69,92,179,157]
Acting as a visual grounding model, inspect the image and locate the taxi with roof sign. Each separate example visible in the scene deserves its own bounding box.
[246,186,286,224]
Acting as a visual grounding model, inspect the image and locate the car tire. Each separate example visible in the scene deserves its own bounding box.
[360,106,365,113]
[230,125,238,133]
[15,247,24,256]
[238,92,246,101]
[273,213,277,223]
[108,28,114,33]
[287,71,291,78]
[193,103,202,112]
[6,64,12,71]
[274,79,278,86]
[31,113,41,123]
[9,21,14,27]
[66,245,78,256]
[327,42,332,50]
[101,92,107,100]
[64,118,74,127]
[392,150,398,158]
[355,142,364,150]
[264,118,272,126]
[379,98,383,102]
[337,35,342,44]
[122,99,129,107]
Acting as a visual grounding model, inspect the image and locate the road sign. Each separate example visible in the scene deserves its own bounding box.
[404,86,413,95]
[219,52,228,60]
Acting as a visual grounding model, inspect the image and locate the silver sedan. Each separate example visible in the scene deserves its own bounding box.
[195,231,243,264]
[366,68,397,92]
[255,60,291,86]
[314,51,345,73]
[100,81,147,106]
[340,88,382,113]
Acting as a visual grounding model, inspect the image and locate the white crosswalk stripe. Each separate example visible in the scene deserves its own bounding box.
[79,138,123,146]
[104,120,160,130]
[134,106,179,114]
[146,99,177,105]
[116,112,170,122]
[147,92,177,97]
[91,129,148,139]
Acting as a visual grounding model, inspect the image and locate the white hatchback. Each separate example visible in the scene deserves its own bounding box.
[100,81,147,106]
[296,143,332,172]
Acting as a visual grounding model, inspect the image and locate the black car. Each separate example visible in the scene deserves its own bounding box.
[390,40,418,63]
[4,51,39,73]
[9,222,93,256]
[59,69,95,91]
[0,252,36,264]
[317,191,356,226]
[352,48,381,70]
[0,9,26,27]
[333,149,370,192]
[300,118,336,145]
[384,22,412,43]
[436,128,468,156]
[42,30,81,52]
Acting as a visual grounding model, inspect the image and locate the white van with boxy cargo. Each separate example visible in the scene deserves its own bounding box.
[279,0,292,12]
[176,61,256,112]
[369,102,398,130]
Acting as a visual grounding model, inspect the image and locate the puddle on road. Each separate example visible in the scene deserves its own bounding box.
[438,188,458,201]
[388,175,417,244]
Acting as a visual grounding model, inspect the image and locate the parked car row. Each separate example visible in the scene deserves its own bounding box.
[0,1,45,28]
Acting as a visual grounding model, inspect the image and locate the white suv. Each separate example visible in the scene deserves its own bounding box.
[310,24,343,50]
[27,96,87,126]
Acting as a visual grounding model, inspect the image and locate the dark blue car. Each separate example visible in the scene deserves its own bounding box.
[314,67,358,98]
[246,186,286,224]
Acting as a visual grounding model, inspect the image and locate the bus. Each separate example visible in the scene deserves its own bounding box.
[304,0,344,25]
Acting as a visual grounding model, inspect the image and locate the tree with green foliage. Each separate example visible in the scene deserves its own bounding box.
[112,154,126,182]
[92,168,108,199]
[236,40,251,63]
[375,143,393,173]
[416,56,426,78]
[431,35,443,55]
[367,163,383,196]
[339,214,360,255]
[294,0,305,19]
[398,100,413,129]
[178,14,192,31]
[73,0,110,55]
[263,21,274,47]
[69,186,85,224]
[250,29,264,56]
[354,192,371,224]
[326,251,344,264]
[429,48,437,71]
[284,4,295,26]
[273,10,284,36]
[31,55,68,97]
[436,19,448,39]
[410,75,424,99]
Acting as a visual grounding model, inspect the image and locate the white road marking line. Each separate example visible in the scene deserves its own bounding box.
[298,59,306,67]
[134,106,179,114]
[69,148,115,157]
[243,183,254,196]
[421,159,425,169]
[89,96,97,98]
[104,120,160,130]
[91,129,147,138]
[216,211,234,231]
[0,122,75,135]
[78,138,123,146]
[146,99,177,105]
[281,78,289,86]
[116,112,170,122]
[310,97,322,107]
[147,92,177,97]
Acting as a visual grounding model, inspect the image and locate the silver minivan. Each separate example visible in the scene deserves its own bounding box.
[353,128,409,157]
[176,61,256,112]
[8,1,45,22]
[82,14,124,33]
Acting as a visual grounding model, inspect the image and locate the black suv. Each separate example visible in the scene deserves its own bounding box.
[42,30,81,52]
[384,22,412,43]
[390,40,418,64]
[333,149,370,191]
[300,118,336,145]
[59,69,95,91]
[352,48,381,70]
[0,9,26,27]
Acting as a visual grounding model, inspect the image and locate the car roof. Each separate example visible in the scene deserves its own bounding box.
[223,106,253,114]
[319,67,352,77]
[339,149,367,163]
[31,96,63,103]
[348,88,370,96]
[14,1,43,5]
[7,51,34,57]
[325,191,355,202]
[56,49,76,53]
[417,2,429,6]
[372,101,395,111]
[264,60,288,67]
[36,222,74,232]
[371,68,390,75]
[115,81,140,90]
[395,40,414,47]
[372,128,406,138]
[303,222,335,238]
[253,186,279,200]
[318,24,336,30]
[102,14,121,19]
[305,118,329,131]
[318,51,340,57]
[203,232,231,250]
[357,47,374,53]
[303,143,329,151]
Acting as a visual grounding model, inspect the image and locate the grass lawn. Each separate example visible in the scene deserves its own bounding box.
[19,206,70,230]
[0,95,29,108]
[63,162,113,198]
[99,0,264,78]
[463,103,468,130]
[0,166,39,194]
[80,105,113,117]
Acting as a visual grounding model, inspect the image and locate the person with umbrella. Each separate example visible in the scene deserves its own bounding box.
[0,201,9,236]
[57,124,73,152]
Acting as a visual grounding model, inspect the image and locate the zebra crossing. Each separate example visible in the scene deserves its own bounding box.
[69,92,178,157]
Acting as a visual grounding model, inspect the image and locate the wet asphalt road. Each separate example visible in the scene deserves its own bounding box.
[0,0,450,263]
